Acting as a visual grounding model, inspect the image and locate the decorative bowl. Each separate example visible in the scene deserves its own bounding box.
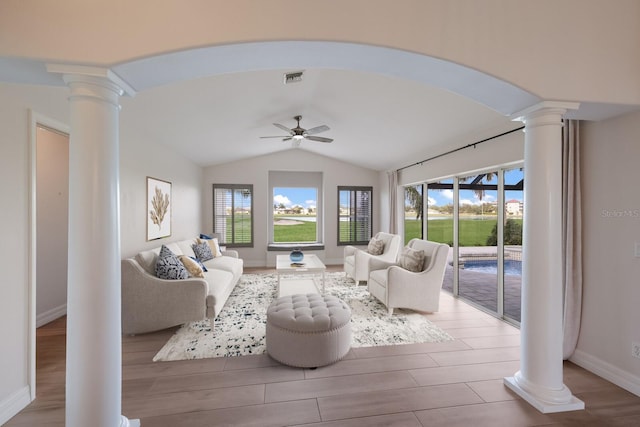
[289,249,304,263]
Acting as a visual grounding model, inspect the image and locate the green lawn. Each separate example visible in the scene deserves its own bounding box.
[221,215,253,244]
[405,217,521,247]
[273,215,317,242]
[273,221,317,242]
[225,214,520,247]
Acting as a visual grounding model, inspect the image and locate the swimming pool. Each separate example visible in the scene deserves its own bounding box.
[461,259,522,276]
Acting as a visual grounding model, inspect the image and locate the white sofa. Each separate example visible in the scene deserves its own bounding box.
[121,238,243,335]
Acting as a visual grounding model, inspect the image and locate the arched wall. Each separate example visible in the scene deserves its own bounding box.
[1,0,639,108]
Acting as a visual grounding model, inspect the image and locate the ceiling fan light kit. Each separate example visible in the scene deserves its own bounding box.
[260,115,333,145]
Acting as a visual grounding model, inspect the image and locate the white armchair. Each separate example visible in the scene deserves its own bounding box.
[343,232,402,285]
[367,238,449,315]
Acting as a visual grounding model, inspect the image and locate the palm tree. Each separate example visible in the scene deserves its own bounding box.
[405,185,423,221]
[459,172,497,202]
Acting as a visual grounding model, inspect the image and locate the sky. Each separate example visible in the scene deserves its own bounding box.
[274,187,317,209]
[274,169,523,210]
[415,168,524,207]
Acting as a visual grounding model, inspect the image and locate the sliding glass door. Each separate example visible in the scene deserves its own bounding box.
[457,173,498,314]
[426,179,454,292]
[403,184,423,244]
[503,167,524,322]
[415,165,523,323]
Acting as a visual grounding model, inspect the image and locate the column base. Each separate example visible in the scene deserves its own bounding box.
[121,415,141,427]
[504,375,584,414]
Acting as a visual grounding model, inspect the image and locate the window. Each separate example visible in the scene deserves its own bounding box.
[269,171,323,247]
[212,184,253,247]
[273,187,317,243]
[338,186,372,245]
[404,184,423,244]
[426,178,454,246]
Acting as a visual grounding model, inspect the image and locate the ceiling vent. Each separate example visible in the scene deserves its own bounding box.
[284,71,304,84]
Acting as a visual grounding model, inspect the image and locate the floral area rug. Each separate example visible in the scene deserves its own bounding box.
[153,272,453,361]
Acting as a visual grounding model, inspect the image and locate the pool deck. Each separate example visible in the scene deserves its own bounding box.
[443,246,522,322]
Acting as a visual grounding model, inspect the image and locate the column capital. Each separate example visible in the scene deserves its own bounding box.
[511,101,580,124]
[46,64,136,99]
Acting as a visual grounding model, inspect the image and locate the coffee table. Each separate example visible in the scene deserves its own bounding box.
[276,254,326,297]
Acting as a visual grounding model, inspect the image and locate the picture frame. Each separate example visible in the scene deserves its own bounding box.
[147,176,172,240]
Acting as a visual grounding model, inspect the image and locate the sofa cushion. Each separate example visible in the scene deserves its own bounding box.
[179,255,205,278]
[399,246,425,272]
[204,255,243,281]
[192,241,214,262]
[367,237,384,255]
[135,247,161,275]
[155,245,189,280]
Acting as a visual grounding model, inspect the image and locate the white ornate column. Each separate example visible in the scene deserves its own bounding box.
[504,101,584,413]
[47,65,139,427]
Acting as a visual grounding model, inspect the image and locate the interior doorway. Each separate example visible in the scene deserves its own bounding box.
[35,124,69,327]
[28,111,70,399]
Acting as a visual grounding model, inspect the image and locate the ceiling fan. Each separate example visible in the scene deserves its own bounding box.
[260,115,333,145]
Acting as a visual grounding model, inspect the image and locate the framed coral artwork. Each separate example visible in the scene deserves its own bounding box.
[147,176,172,240]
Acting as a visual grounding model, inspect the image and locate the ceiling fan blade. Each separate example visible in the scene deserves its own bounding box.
[273,123,294,135]
[260,135,290,138]
[282,137,293,142]
[305,125,330,135]
[306,135,333,143]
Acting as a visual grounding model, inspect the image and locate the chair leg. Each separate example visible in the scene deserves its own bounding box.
[210,317,215,332]
[388,307,394,316]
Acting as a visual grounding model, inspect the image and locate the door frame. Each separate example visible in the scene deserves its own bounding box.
[28,110,70,400]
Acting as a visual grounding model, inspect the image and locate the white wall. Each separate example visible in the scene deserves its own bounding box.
[35,126,69,327]
[397,129,525,187]
[572,111,640,394]
[0,83,69,424]
[2,1,639,106]
[118,121,204,259]
[202,149,380,266]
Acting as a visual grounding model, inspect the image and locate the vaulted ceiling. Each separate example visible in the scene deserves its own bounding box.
[119,67,516,171]
[5,41,631,172]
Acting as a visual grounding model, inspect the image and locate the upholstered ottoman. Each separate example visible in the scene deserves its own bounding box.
[266,294,352,368]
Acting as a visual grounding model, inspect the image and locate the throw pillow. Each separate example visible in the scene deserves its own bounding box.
[155,245,189,280]
[399,246,426,272]
[179,255,205,278]
[192,241,214,262]
[367,237,385,255]
[189,256,208,272]
[198,237,222,257]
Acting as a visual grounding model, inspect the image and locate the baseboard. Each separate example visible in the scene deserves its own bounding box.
[570,349,640,397]
[0,386,31,425]
[36,303,67,328]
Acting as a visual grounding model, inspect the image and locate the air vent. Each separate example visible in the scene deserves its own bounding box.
[284,71,304,84]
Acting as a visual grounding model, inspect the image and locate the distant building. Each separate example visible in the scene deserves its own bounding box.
[506,199,523,215]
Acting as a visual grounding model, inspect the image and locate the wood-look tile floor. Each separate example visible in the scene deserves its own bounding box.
[7,266,640,426]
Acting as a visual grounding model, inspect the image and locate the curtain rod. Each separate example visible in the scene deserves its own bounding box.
[396,125,525,172]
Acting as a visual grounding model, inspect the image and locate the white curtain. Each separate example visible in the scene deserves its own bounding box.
[562,119,583,359]
[387,170,398,234]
